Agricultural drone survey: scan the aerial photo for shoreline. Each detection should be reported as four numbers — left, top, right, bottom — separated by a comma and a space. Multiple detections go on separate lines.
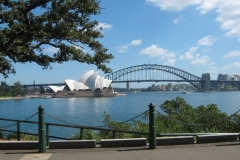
0, 96, 30, 100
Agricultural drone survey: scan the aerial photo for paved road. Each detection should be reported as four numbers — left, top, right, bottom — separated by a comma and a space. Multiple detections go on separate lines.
1, 142, 240, 160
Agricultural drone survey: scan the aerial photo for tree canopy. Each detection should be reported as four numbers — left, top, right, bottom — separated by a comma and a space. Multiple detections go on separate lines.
0, 81, 25, 97
0, 0, 113, 78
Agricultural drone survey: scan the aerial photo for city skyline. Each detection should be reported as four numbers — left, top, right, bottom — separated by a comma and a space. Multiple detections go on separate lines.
1, 0, 240, 88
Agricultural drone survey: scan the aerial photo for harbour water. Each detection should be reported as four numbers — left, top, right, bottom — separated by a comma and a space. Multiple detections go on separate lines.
0, 91, 240, 138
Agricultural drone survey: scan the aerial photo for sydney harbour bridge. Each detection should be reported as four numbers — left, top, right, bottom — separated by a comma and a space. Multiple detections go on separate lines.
23, 64, 240, 91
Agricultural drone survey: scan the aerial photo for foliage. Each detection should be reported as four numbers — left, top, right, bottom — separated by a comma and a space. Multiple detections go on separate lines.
156, 97, 240, 133
39, 86, 45, 94
99, 112, 130, 139
156, 97, 237, 133
98, 111, 149, 139
72, 129, 99, 141
0, 0, 113, 78
4, 132, 38, 141
98, 97, 240, 139
0, 81, 25, 97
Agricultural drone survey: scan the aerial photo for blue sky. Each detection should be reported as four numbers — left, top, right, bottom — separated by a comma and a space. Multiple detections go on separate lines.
3, 0, 240, 88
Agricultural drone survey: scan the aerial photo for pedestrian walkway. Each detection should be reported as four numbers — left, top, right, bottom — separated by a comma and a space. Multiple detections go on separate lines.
1, 142, 240, 160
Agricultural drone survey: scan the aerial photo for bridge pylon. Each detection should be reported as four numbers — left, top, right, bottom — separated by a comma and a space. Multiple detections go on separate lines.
126, 82, 130, 90
201, 73, 211, 91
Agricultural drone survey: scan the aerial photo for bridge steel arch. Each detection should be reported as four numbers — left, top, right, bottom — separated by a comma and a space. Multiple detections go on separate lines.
105, 64, 202, 90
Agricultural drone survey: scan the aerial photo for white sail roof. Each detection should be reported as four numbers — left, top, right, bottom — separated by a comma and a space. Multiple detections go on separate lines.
73, 81, 89, 90
97, 77, 105, 89
64, 79, 76, 91
49, 85, 65, 93
104, 79, 112, 88
49, 70, 112, 92
85, 71, 99, 91
79, 70, 94, 84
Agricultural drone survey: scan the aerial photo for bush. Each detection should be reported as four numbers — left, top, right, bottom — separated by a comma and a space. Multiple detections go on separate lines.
72, 129, 99, 141
5, 132, 38, 141
100, 97, 240, 138
71, 97, 240, 140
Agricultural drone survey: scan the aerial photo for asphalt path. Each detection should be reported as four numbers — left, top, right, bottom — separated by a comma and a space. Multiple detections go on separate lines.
1, 142, 240, 160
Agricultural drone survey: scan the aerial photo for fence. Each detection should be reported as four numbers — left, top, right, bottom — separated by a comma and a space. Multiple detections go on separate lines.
0, 103, 158, 152
1, 103, 240, 152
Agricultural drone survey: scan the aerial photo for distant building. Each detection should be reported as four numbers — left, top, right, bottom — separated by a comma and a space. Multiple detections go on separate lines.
230, 76, 237, 81
222, 74, 230, 81
168, 83, 173, 90
217, 74, 223, 81
161, 84, 165, 91
48, 70, 112, 93
218, 74, 233, 81
233, 74, 240, 81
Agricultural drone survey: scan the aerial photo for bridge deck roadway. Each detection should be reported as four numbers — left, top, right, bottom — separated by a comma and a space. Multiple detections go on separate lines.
1, 142, 240, 160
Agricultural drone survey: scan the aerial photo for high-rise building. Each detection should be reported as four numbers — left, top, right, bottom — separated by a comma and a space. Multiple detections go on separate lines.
217, 74, 223, 81
222, 74, 230, 81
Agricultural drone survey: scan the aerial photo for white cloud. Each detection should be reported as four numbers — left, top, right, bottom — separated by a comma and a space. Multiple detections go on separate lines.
118, 46, 129, 53
164, 59, 176, 65
146, 0, 202, 11
180, 47, 198, 60
198, 35, 217, 46
173, 18, 180, 24
232, 62, 240, 68
180, 47, 213, 65
218, 61, 240, 71
118, 39, 142, 53
130, 39, 142, 45
199, 1, 240, 37
191, 55, 210, 65
96, 23, 112, 33
223, 51, 240, 58
97, 23, 113, 30
44, 47, 59, 53
140, 45, 176, 65
147, 0, 240, 38
173, 16, 183, 24
197, 0, 220, 14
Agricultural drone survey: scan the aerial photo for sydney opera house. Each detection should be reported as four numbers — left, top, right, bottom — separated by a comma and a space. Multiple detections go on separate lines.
47, 70, 115, 97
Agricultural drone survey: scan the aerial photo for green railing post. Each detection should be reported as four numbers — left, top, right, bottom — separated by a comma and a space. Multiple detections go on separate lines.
46, 124, 49, 147
80, 128, 83, 140
113, 131, 116, 139
149, 103, 156, 149
38, 105, 46, 153
17, 121, 20, 141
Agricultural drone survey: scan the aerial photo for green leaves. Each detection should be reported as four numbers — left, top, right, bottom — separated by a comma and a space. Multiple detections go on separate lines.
0, 0, 113, 78
101, 97, 240, 138
0, 81, 25, 97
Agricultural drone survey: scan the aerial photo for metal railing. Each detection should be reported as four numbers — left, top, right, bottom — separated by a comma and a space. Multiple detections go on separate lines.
0, 118, 39, 140
1, 103, 240, 152
0, 103, 157, 152
0, 114, 151, 142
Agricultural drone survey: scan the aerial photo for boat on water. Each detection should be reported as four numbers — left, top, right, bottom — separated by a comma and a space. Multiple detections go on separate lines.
30, 95, 52, 99
42, 95, 52, 98
182, 91, 189, 94
114, 92, 126, 96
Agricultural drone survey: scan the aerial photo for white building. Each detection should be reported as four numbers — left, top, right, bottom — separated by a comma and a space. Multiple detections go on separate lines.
48, 70, 112, 93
